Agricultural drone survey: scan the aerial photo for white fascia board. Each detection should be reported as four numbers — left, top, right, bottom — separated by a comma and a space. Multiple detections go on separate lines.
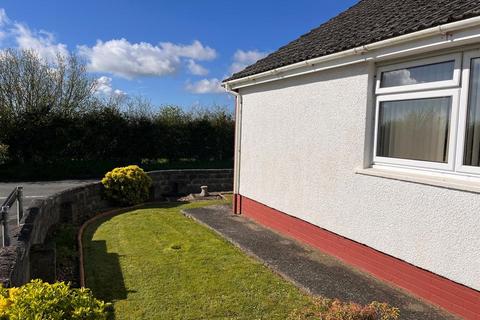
223, 17, 480, 90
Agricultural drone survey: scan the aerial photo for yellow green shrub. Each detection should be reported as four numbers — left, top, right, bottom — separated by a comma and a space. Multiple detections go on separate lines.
0, 279, 110, 320
101, 165, 152, 205
288, 297, 400, 320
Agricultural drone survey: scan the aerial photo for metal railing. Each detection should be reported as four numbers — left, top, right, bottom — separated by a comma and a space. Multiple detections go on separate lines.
0, 187, 23, 247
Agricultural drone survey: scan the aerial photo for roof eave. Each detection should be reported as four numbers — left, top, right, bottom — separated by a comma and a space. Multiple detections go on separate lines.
223, 15, 480, 90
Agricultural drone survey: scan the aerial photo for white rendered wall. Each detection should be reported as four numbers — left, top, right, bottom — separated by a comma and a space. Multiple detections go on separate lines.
237, 62, 480, 291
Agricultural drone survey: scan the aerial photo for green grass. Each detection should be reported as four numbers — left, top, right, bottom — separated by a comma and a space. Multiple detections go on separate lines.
83, 200, 312, 319
221, 192, 233, 204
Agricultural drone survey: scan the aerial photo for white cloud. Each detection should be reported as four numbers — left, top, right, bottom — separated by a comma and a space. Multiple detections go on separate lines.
0, 9, 68, 61
184, 50, 269, 94
0, 7, 228, 98
0, 9, 9, 42
0, 9, 9, 26
93, 76, 126, 97
78, 39, 217, 79
185, 78, 224, 94
0, 8, 218, 81
160, 40, 216, 61
187, 59, 209, 76
229, 49, 268, 74
386, 69, 418, 85
12, 23, 69, 61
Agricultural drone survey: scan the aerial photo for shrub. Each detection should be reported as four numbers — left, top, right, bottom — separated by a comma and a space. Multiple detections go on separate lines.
288, 297, 400, 320
101, 165, 152, 205
0, 279, 110, 320
0, 144, 8, 165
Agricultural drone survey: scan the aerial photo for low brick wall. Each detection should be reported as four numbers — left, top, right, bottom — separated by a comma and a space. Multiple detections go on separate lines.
0, 169, 233, 287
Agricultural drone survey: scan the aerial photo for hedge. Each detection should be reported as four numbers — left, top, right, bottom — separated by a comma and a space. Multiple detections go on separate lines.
0, 49, 235, 181
0, 106, 234, 180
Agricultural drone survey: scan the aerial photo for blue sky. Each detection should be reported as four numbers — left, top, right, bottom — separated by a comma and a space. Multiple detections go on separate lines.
0, 0, 357, 110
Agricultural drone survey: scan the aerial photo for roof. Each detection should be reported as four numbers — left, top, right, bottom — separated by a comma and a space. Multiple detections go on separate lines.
224, 0, 480, 82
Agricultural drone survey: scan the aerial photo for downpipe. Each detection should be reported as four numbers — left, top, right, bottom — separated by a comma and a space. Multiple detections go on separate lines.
224, 84, 242, 213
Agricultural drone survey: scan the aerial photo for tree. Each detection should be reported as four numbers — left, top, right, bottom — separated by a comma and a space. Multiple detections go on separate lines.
0, 49, 97, 162
0, 49, 96, 122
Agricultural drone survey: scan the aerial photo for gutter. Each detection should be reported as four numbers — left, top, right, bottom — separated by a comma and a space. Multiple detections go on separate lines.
223, 15, 480, 88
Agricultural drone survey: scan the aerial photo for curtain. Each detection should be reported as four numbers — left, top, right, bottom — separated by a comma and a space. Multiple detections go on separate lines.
464, 58, 480, 167
377, 97, 451, 163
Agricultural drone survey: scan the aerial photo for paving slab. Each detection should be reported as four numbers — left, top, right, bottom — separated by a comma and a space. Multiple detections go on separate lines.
183, 204, 458, 320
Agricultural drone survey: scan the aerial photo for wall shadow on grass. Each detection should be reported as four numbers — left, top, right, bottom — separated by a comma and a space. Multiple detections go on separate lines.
82, 213, 134, 314
81, 202, 187, 319
83, 239, 129, 302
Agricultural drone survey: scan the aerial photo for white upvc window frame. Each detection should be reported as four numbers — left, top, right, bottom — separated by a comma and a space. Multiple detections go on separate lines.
455, 49, 480, 175
372, 49, 480, 180
373, 89, 460, 171
375, 53, 462, 95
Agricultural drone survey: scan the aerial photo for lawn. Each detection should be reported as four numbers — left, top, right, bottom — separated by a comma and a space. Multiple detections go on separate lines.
82, 200, 312, 319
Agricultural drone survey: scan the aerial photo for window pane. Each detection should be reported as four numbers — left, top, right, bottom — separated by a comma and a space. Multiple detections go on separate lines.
380, 61, 455, 88
377, 97, 451, 163
464, 58, 480, 166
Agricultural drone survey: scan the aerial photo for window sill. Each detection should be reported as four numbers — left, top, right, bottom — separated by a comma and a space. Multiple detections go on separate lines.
355, 166, 480, 194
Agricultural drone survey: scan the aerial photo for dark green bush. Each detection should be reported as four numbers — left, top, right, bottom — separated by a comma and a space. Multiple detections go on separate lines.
1, 106, 234, 170
0, 144, 8, 165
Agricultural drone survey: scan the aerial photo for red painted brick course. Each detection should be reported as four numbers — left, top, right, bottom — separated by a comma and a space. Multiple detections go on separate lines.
235, 194, 480, 320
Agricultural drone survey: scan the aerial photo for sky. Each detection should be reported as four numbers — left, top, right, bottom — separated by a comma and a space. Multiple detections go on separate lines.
0, 0, 357, 110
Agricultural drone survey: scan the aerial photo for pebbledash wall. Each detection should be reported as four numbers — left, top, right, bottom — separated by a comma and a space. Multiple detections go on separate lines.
234, 62, 480, 317
0, 169, 232, 287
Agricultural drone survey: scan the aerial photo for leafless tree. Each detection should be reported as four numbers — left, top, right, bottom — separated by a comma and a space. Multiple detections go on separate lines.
0, 49, 96, 122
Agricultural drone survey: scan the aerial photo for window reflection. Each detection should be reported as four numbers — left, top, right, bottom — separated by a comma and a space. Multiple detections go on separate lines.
381, 61, 455, 88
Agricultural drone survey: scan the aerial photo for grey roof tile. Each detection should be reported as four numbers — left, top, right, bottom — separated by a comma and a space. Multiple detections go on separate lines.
225, 0, 480, 82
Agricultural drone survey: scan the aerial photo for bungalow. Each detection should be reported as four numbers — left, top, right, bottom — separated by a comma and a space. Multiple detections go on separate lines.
222, 1, 480, 319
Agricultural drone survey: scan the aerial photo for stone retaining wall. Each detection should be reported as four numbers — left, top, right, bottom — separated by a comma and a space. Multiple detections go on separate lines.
0, 169, 233, 287
149, 169, 233, 198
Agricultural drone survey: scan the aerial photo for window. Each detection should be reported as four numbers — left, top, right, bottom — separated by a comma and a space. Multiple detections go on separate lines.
463, 58, 480, 167
375, 54, 461, 94
377, 97, 451, 163
374, 89, 458, 171
372, 52, 480, 174
454, 50, 480, 175
380, 60, 455, 88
